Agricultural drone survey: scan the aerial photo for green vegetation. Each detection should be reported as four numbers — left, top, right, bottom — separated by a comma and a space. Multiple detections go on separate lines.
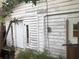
16, 49, 63, 59
2, 0, 39, 15
0, 16, 5, 23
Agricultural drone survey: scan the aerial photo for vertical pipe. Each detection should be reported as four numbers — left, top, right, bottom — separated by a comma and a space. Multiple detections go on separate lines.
45, 0, 50, 54
37, 5, 39, 51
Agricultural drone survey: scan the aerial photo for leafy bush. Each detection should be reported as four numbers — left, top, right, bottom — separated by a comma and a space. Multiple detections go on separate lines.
16, 49, 57, 59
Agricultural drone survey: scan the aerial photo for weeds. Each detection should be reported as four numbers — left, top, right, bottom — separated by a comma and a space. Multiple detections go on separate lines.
16, 49, 63, 59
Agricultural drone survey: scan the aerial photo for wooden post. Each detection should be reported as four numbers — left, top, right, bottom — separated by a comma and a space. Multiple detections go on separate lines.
11, 24, 14, 47
66, 19, 70, 59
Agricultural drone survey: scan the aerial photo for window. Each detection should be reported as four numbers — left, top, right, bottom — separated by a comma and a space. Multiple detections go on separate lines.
26, 25, 29, 44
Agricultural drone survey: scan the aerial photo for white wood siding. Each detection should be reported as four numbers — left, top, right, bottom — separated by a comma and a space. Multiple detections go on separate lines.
5, 0, 79, 58
10, 3, 45, 51
44, 12, 79, 57
44, 15, 66, 57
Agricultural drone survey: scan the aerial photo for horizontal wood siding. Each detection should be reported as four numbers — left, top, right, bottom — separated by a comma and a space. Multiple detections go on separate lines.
45, 16, 66, 57
37, 0, 79, 57
23, 19, 39, 50
44, 12, 79, 57
11, 3, 39, 50
11, 2, 45, 51
36, 0, 79, 14
47, 0, 79, 14
38, 16, 45, 51
29, 20, 38, 50
6, 0, 79, 58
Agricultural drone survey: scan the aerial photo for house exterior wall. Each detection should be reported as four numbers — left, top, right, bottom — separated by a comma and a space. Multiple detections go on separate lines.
44, 15, 67, 57
5, 0, 79, 58
10, 3, 45, 51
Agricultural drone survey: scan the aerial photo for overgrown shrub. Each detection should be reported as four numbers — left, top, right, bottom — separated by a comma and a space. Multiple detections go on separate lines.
16, 49, 57, 59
